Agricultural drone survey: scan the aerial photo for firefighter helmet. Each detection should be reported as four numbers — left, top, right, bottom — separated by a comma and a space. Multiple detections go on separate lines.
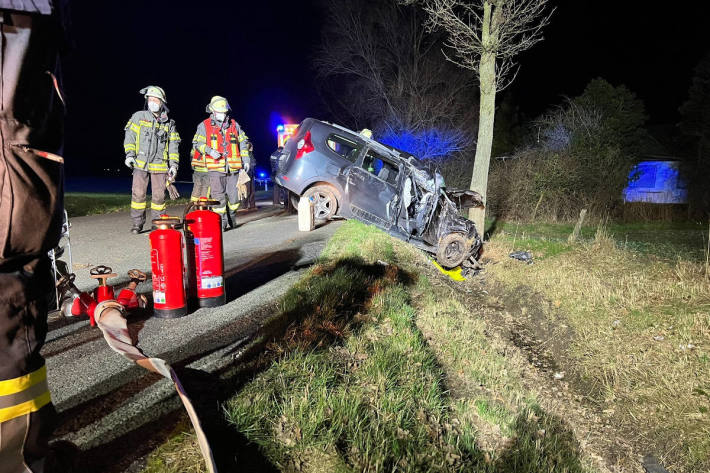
360, 128, 373, 139
206, 96, 231, 113
139, 85, 167, 103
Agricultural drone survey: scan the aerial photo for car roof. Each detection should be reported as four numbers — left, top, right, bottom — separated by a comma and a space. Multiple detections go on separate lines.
316, 119, 420, 166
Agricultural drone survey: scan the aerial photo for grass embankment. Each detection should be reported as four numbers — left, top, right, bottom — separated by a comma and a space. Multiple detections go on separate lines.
486, 221, 710, 472
64, 193, 190, 218
64, 192, 132, 217
144, 220, 597, 473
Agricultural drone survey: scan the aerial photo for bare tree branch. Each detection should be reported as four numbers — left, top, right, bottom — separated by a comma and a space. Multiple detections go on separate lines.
403, 0, 554, 91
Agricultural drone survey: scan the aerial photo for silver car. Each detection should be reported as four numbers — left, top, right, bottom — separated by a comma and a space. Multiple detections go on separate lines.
273, 118, 484, 269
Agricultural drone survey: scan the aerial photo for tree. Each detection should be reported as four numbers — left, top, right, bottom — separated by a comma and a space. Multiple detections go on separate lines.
314, 0, 478, 157
402, 0, 553, 233
679, 53, 710, 215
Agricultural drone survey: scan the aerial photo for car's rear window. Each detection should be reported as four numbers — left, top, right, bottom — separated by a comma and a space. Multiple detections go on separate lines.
326, 134, 360, 163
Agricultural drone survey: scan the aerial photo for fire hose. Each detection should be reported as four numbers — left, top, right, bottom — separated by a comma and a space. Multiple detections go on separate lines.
55, 268, 217, 472
92, 300, 217, 473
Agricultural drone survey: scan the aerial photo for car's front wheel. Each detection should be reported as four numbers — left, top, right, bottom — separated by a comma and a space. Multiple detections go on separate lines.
302, 185, 339, 223
436, 232, 469, 269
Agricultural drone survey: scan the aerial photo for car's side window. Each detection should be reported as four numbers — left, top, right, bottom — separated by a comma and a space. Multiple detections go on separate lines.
326, 134, 360, 163
362, 150, 399, 185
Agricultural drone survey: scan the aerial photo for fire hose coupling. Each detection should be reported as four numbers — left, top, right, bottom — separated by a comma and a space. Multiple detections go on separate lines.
94, 300, 127, 325
55, 272, 98, 324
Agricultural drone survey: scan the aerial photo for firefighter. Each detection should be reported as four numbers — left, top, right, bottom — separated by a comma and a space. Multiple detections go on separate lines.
0, 2, 77, 471
123, 86, 181, 234
192, 96, 250, 230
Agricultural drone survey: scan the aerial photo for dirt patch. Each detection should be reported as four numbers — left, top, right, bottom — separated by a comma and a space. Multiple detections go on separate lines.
421, 262, 643, 473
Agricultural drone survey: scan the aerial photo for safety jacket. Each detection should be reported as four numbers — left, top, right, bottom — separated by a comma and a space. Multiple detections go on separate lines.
124, 110, 180, 173
192, 116, 249, 173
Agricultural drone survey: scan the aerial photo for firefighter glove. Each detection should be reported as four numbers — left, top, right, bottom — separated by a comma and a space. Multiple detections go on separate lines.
125, 156, 136, 169
244, 160, 251, 173
207, 147, 222, 159
168, 166, 177, 179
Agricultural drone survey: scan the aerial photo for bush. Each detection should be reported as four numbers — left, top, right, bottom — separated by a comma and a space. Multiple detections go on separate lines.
488, 79, 649, 221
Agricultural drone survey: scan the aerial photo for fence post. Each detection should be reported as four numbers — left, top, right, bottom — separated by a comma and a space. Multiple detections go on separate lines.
568, 209, 587, 243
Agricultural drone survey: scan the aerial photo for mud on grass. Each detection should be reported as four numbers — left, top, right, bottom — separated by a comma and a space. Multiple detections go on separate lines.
485, 228, 710, 473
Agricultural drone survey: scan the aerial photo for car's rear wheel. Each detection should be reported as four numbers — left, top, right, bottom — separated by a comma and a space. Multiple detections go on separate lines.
303, 185, 339, 223
436, 232, 469, 269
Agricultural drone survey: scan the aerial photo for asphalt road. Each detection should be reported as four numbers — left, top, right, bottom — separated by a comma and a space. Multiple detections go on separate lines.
44, 201, 341, 471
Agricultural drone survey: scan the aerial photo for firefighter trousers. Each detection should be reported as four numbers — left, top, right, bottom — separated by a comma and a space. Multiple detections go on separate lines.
130, 169, 167, 228
208, 171, 239, 227
190, 171, 210, 202
1, 9, 66, 472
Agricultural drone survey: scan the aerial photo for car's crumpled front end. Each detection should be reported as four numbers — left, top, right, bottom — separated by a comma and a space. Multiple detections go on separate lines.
395, 159, 484, 269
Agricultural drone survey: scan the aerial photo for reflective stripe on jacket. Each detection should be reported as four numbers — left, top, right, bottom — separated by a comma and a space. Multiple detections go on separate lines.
0, 365, 51, 423
124, 110, 180, 173
192, 116, 248, 173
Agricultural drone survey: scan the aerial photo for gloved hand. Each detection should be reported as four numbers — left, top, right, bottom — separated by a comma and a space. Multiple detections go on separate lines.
168, 166, 177, 179
125, 156, 136, 169
207, 147, 222, 159
244, 160, 251, 173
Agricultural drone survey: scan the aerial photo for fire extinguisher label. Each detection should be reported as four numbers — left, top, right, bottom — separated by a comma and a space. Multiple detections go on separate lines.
201, 276, 223, 289
154, 291, 167, 304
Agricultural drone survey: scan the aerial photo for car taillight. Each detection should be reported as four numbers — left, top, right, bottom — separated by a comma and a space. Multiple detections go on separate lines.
295, 130, 314, 159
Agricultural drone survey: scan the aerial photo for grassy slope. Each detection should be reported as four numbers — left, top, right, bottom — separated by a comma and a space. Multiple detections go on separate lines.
144, 221, 599, 473
64, 193, 190, 218
486, 223, 710, 472
64, 192, 132, 217
488, 220, 707, 262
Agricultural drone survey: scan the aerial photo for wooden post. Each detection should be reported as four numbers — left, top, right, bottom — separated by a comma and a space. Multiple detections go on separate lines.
568, 209, 587, 243
298, 196, 314, 232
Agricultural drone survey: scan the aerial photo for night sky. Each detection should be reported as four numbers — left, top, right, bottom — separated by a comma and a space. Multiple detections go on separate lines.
62, 1, 709, 178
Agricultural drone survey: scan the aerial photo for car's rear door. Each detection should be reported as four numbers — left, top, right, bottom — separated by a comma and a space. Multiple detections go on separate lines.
345, 147, 401, 230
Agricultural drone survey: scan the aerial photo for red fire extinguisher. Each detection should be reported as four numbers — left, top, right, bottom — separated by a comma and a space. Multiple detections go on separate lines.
150, 216, 188, 318
184, 199, 226, 308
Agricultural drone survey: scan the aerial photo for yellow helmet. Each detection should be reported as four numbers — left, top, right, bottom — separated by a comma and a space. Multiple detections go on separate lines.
360, 128, 373, 139
139, 85, 167, 103
206, 95, 230, 113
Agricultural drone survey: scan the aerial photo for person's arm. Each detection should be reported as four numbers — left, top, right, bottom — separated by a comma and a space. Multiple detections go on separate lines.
168, 121, 181, 170
192, 121, 207, 156
123, 112, 140, 158
236, 123, 250, 166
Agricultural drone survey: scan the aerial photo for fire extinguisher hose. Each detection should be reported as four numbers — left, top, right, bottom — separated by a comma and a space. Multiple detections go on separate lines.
93, 300, 218, 473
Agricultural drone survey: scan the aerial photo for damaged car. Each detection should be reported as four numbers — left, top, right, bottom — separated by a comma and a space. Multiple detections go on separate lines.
272, 118, 484, 269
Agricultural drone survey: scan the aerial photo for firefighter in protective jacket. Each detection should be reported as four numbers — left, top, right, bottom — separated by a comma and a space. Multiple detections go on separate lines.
1, 2, 72, 471
123, 86, 181, 233
191, 96, 250, 229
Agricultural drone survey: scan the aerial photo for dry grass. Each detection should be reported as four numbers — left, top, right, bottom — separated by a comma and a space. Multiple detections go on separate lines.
487, 226, 710, 472
142, 421, 206, 473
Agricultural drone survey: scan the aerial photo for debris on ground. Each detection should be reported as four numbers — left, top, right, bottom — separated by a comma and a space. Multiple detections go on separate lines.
642, 455, 671, 473
509, 250, 534, 264
431, 260, 467, 281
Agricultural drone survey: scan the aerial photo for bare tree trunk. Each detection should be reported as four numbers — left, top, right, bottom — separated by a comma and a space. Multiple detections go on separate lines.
468, 1, 498, 236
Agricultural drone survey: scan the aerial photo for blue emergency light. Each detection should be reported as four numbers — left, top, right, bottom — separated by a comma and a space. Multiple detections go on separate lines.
276, 124, 284, 132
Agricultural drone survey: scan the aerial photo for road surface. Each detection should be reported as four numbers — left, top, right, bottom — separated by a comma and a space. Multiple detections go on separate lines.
44, 201, 341, 471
